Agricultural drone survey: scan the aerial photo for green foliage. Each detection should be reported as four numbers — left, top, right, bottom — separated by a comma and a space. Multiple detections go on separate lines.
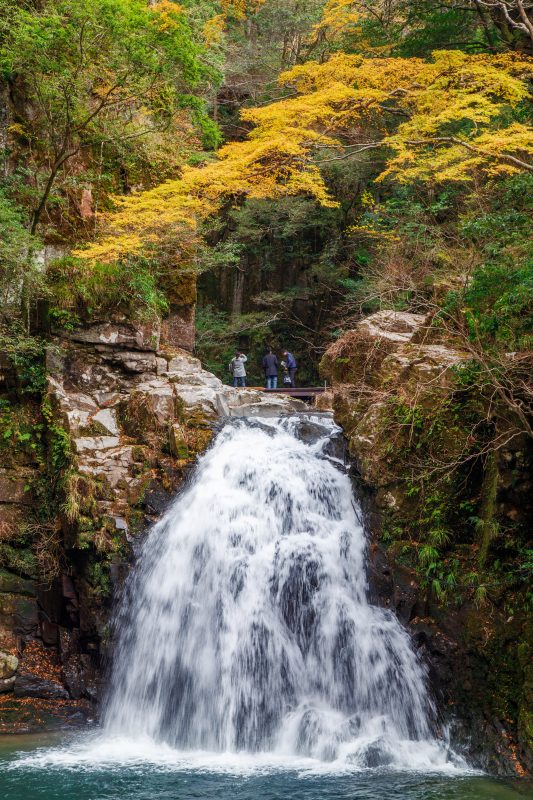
444, 174, 533, 350
41, 395, 71, 471
46, 256, 169, 321
0, 192, 40, 314
0, 325, 47, 395
0, 544, 38, 578
86, 559, 111, 598
180, 95, 224, 150
0, 0, 210, 112
391, 2, 491, 57
0, 399, 45, 473
195, 305, 277, 385
49, 425, 71, 471
323, 0, 520, 58
0, 0, 221, 269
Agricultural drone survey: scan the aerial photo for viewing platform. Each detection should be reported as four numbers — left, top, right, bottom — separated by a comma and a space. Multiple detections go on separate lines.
251, 386, 327, 401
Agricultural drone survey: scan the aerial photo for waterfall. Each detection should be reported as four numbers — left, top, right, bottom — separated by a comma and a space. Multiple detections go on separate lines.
102, 415, 456, 768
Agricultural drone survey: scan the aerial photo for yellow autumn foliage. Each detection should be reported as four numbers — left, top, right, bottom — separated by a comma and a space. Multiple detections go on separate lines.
78, 49, 533, 262
311, 0, 362, 41
203, 14, 226, 46
150, 0, 186, 31
221, 0, 265, 20
202, 1, 265, 48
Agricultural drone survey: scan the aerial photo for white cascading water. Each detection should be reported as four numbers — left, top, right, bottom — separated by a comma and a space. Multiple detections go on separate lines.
102, 415, 459, 769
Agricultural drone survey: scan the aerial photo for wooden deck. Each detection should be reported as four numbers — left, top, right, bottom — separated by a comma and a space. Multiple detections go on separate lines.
250, 386, 326, 400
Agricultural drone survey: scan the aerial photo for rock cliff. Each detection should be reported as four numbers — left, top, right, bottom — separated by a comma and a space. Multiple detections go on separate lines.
321, 310, 533, 776
0, 316, 305, 731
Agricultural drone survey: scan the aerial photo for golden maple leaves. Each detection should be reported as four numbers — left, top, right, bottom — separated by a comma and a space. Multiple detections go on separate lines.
78, 49, 532, 262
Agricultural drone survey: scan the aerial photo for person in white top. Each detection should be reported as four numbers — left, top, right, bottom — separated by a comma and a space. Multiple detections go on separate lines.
229, 350, 247, 387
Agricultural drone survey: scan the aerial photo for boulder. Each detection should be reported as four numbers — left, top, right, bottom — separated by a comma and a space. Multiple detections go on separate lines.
358, 310, 426, 342
101, 350, 158, 373
59, 629, 87, 699
379, 344, 466, 398
0, 594, 39, 636
64, 408, 92, 434
77, 445, 134, 488
166, 353, 223, 389
40, 619, 59, 646
174, 385, 220, 416
91, 408, 119, 436
225, 388, 307, 417
142, 484, 172, 516
0, 570, 36, 596
156, 357, 168, 375
74, 435, 120, 453
134, 380, 175, 426
321, 310, 469, 489
169, 424, 189, 459
14, 672, 69, 700
92, 391, 124, 408
0, 676, 16, 693
321, 311, 431, 387
166, 352, 202, 376
0, 473, 32, 505
65, 321, 160, 352
0, 651, 18, 679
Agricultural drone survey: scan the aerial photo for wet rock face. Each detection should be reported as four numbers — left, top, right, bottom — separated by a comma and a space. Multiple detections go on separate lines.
48, 324, 307, 550
0, 293, 199, 721
14, 672, 69, 700
326, 311, 533, 776
368, 540, 533, 775
320, 310, 467, 493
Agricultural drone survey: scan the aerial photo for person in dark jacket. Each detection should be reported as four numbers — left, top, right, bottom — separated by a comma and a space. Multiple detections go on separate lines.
262, 348, 279, 389
282, 349, 297, 387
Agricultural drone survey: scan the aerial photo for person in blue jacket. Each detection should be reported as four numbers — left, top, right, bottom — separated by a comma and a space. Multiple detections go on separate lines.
282, 349, 297, 388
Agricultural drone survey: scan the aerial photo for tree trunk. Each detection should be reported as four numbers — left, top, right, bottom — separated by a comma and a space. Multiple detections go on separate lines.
231, 259, 246, 317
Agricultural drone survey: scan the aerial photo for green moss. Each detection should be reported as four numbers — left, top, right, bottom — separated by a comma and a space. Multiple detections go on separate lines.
128, 509, 146, 536
0, 544, 38, 578
86, 560, 111, 599
46, 256, 169, 323
0, 399, 45, 466
164, 270, 197, 307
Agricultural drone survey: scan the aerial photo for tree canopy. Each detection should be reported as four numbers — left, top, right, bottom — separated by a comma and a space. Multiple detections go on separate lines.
79, 48, 532, 262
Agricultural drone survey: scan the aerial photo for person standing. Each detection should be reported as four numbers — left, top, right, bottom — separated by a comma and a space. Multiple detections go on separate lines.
262, 347, 279, 389
229, 350, 247, 387
282, 349, 297, 388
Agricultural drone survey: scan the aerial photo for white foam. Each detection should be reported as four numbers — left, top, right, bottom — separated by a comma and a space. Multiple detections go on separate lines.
9, 732, 475, 777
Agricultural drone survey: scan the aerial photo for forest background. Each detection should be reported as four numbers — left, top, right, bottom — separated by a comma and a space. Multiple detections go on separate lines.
0, 0, 530, 385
